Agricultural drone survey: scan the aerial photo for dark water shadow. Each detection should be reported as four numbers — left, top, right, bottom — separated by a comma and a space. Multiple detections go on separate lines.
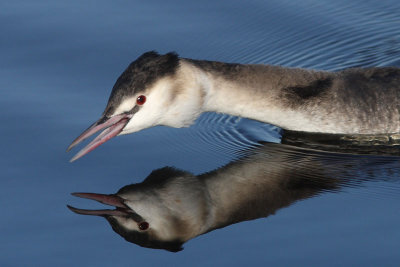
281, 130, 400, 156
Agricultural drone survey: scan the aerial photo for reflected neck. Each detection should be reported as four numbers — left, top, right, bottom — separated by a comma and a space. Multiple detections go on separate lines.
198, 146, 329, 233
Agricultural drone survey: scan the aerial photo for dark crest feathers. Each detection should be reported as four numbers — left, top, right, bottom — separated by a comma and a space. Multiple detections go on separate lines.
104, 51, 180, 116
143, 167, 191, 184
116, 167, 192, 195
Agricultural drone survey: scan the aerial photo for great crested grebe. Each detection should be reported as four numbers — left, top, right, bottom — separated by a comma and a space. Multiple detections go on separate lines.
67, 144, 336, 252
67, 51, 400, 161
67, 143, 400, 251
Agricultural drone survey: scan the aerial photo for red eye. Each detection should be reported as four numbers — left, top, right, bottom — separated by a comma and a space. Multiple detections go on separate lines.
136, 95, 146, 105
138, 221, 149, 231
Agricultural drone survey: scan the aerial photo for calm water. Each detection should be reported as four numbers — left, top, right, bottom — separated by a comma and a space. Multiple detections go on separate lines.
2, 0, 400, 266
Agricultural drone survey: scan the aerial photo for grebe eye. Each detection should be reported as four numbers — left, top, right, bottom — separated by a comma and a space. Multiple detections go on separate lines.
138, 221, 149, 231
136, 95, 146, 105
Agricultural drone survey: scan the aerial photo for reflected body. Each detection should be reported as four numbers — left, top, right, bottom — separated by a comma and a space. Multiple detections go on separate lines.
68, 143, 400, 252
67, 52, 400, 161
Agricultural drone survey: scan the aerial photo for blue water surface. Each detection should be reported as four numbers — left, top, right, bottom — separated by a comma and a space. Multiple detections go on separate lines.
1, 0, 400, 266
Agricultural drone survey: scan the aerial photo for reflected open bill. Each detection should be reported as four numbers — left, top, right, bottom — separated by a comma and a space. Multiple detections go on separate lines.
67, 192, 130, 217
68, 192, 143, 222
67, 205, 130, 217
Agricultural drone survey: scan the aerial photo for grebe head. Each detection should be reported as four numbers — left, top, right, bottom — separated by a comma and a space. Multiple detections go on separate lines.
68, 167, 207, 252
67, 51, 205, 161
67, 191, 184, 252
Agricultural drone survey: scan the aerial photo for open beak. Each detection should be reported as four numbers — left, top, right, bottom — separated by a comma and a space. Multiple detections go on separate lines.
67, 114, 132, 162
67, 192, 132, 217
